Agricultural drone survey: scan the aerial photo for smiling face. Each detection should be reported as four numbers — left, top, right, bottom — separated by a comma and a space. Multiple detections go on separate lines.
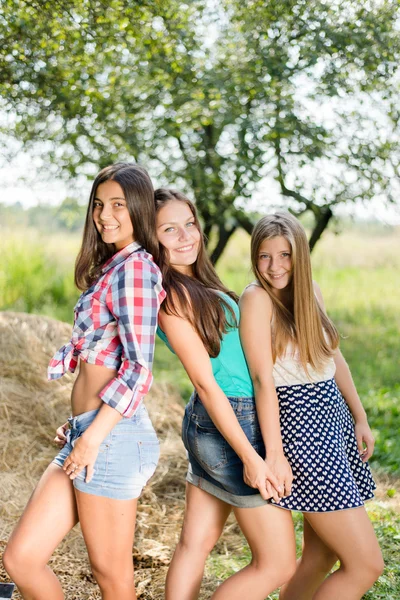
156, 200, 201, 275
92, 180, 135, 250
257, 236, 293, 297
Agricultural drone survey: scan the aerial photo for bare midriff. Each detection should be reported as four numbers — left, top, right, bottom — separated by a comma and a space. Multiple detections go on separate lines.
71, 360, 118, 416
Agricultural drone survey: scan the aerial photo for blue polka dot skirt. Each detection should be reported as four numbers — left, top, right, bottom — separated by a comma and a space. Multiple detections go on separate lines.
271, 378, 376, 512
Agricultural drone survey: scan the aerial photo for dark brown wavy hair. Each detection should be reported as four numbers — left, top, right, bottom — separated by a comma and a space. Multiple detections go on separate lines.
251, 212, 339, 373
75, 163, 158, 291
154, 189, 237, 357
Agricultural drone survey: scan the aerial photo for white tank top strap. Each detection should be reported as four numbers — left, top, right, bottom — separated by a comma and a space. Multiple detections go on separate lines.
243, 281, 262, 292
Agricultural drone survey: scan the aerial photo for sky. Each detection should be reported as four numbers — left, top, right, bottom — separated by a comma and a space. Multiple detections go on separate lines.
1, 145, 399, 225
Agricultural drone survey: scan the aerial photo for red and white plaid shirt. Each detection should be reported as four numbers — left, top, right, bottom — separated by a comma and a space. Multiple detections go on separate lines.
48, 242, 166, 417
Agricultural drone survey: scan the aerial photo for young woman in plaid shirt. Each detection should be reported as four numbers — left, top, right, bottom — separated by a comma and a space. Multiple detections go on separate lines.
3, 163, 165, 600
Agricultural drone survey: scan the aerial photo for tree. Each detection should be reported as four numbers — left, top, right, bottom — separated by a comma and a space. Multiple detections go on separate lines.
55, 197, 86, 231
1, 0, 399, 260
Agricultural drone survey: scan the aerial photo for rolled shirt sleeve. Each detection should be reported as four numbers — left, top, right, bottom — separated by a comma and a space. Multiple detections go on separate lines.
99, 255, 162, 417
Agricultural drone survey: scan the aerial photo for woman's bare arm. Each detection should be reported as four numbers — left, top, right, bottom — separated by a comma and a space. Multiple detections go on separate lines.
239, 285, 293, 495
314, 281, 374, 461
159, 309, 281, 501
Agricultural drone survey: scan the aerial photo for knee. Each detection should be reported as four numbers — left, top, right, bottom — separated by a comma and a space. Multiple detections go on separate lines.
253, 552, 297, 589
177, 528, 218, 558
344, 551, 384, 586
90, 561, 134, 591
362, 553, 385, 583
275, 556, 297, 587
2, 543, 29, 581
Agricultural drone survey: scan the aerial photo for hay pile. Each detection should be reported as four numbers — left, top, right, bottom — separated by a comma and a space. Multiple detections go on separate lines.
0, 312, 240, 599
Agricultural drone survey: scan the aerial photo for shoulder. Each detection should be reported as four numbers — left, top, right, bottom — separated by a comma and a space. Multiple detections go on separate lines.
239, 281, 273, 318
240, 281, 272, 305
130, 249, 161, 277
112, 250, 162, 286
160, 285, 190, 321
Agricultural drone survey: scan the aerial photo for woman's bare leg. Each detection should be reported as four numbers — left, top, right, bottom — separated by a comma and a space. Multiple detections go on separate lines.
2, 464, 79, 600
165, 483, 232, 600
75, 489, 138, 600
306, 507, 384, 599
211, 505, 296, 600
280, 516, 338, 600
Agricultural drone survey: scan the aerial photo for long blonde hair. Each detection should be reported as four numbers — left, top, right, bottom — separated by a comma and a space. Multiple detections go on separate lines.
251, 212, 339, 372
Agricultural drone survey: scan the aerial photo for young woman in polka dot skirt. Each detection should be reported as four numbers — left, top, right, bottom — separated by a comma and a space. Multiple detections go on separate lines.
240, 212, 383, 600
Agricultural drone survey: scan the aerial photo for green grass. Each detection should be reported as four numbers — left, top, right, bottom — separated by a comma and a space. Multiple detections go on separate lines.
0, 229, 80, 323
311, 233, 400, 474
206, 503, 400, 599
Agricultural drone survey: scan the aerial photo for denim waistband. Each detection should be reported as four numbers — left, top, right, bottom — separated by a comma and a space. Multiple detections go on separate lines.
68, 404, 150, 431
190, 391, 256, 417
68, 408, 100, 431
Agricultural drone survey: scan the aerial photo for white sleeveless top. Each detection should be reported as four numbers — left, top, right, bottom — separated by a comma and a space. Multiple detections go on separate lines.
273, 344, 336, 388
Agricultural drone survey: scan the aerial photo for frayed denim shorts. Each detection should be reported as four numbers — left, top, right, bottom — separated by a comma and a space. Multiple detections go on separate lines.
53, 404, 159, 500
182, 391, 269, 508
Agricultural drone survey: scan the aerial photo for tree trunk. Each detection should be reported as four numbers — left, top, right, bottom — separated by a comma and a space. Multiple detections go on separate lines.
236, 211, 254, 235
203, 222, 212, 246
210, 223, 237, 264
309, 207, 333, 252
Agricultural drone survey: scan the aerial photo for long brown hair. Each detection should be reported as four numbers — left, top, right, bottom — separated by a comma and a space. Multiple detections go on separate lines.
251, 212, 339, 372
154, 189, 237, 357
75, 163, 158, 290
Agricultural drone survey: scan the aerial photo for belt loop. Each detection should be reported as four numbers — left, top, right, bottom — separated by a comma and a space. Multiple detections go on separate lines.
187, 391, 196, 418
237, 399, 242, 414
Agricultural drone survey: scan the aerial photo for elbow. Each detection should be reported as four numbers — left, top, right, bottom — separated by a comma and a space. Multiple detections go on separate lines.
191, 378, 218, 399
252, 373, 275, 394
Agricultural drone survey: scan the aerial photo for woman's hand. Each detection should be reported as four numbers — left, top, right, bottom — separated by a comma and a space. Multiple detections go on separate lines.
355, 420, 375, 462
266, 453, 293, 498
243, 452, 282, 502
63, 434, 100, 483
54, 422, 69, 448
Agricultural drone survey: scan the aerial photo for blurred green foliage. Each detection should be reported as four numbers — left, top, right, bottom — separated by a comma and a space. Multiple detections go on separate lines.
0, 229, 80, 322
0, 199, 85, 233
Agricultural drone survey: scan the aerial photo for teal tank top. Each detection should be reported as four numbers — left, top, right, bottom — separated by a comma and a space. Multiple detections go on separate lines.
157, 292, 254, 398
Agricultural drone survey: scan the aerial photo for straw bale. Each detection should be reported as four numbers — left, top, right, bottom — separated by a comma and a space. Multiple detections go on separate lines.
0, 312, 230, 599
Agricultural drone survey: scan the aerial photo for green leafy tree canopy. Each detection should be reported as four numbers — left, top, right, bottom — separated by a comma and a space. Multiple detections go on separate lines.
1, 0, 399, 260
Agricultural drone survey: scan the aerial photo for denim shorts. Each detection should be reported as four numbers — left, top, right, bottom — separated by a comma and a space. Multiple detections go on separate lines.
53, 405, 159, 500
182, 392, 269, 508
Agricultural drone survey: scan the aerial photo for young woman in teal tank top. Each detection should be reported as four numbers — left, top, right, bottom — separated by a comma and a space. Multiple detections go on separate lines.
157, 294, 254, 398
154, 189, 296, 600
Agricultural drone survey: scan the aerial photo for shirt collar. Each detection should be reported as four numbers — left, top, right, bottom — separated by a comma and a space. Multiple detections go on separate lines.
101, 241, 142, 274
